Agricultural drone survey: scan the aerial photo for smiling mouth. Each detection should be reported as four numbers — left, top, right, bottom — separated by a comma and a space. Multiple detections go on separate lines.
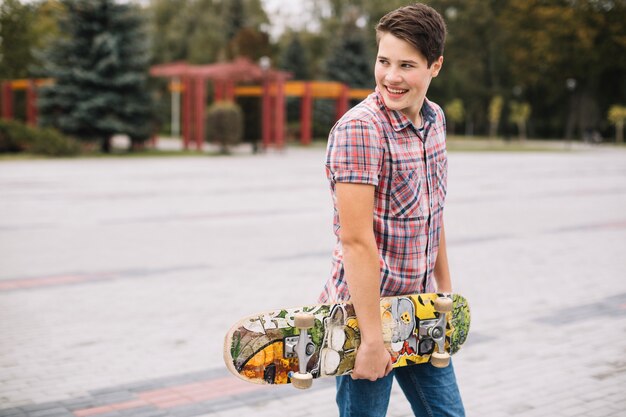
385, 86, 408, 96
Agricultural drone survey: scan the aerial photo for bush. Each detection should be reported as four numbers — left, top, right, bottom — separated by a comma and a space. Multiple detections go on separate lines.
205, 102, 244, 154
0, 120, 81, 156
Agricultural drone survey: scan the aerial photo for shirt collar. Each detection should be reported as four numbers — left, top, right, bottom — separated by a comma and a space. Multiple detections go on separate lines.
374, 89, 436, 132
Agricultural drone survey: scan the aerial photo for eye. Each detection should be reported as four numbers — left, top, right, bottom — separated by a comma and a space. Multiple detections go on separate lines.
401, 63, 414, 69
377, 58, 389, 65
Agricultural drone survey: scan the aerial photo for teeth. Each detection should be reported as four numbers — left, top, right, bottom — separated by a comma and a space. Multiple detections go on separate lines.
387, 87, 407, 94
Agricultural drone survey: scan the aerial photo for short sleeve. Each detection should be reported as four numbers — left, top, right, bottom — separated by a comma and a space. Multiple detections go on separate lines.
325, 119, 383, 186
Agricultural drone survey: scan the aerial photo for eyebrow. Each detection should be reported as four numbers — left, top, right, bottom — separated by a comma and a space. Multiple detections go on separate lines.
377, 55, 419, 65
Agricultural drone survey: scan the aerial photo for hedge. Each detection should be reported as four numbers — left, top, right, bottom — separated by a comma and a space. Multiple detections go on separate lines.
0, 120, 80, 156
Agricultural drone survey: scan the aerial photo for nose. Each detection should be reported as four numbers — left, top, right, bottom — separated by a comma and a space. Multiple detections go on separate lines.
385, 67, 403, 84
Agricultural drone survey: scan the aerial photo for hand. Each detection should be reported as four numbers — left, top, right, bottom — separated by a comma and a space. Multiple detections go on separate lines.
351, 340, 393, 381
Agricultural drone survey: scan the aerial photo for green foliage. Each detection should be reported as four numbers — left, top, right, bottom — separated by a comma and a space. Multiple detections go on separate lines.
445, 99, 464, 135
0, 0, 64, 79
488, 96, 504, 124
445, 99, 465, 124
608, 105, 626, 124
509, 101, 532, 140
488, 96, 504, 137
36, 0, 154, 152
509, 102, 531, 125
608, 105, 626, 143
228, 27, 272, 62
0, 0, 35, 79
280, 33, 311, 123
325, 27, 373, 89
0, 119, 80, 156
280, 34, 311, 80
205, 102, 244, 153
148, 0, 269, 64
22, 0, 616, 142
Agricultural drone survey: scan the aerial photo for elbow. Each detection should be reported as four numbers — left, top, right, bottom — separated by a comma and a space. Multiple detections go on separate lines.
339, 229, 375, 254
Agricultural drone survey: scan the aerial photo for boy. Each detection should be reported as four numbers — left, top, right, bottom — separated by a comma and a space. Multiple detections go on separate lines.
319, 3, 465, 417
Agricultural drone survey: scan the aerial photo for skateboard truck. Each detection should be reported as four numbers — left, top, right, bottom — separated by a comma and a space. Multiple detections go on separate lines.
285, 313, 315, 389
425, 295, 453, 368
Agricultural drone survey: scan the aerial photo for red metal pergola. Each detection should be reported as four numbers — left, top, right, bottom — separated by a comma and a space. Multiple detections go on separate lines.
1, 80, 41, 126
150, 58, 292, 151
1, 60, 368, 148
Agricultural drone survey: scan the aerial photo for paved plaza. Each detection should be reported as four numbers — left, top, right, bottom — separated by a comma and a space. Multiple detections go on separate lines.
1, 143, 625, 416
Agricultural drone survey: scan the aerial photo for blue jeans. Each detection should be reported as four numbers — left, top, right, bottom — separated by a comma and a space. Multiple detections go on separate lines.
335, 362, 465, 417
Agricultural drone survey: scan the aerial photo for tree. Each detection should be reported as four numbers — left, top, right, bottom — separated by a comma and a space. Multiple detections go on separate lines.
488, 95, 503, 138
509, 101, 531, 141
325, 26, 373, 88
37, 0, 154, 152
608, 105, 626, 143
499, 0, 626, 139
280, 33, 311, 80
444, 99, 464, 136
229, 27, 272, 62
279, 33, 311, 125
0, 0, 36, 79
148, 0, 269, 65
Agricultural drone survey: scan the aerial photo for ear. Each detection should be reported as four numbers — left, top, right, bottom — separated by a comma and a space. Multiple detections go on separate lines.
431, 56, 444, 77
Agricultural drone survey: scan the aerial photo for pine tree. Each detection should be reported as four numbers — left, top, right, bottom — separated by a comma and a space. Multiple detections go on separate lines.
325, 27, 373, 89
280, 34, 311, 80
37, 0, 154, 152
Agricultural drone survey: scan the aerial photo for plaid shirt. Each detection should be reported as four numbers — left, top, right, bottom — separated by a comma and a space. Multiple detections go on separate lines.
320, 90, 448, 303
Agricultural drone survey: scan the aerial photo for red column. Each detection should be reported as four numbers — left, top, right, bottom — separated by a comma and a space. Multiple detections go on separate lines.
300, 82, 313, 145
195, 77, 206, 151
26, 80, 38, 126
214, 80, 224, 102
182, 77, 193, 150
336, 83, 349, 121
262, 78, 272, 148
224, 80, 235, 102
274, 78, 285, 149
1, 82, 13, 120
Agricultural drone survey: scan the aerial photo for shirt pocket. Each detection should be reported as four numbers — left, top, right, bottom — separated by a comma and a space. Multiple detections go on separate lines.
390, 170, 424, 219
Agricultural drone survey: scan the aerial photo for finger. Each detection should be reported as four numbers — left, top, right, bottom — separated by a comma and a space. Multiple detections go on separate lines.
383, 359, 392, 376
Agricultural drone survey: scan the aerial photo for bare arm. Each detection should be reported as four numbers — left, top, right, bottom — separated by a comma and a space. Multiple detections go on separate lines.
335, 182, 392, 381
434, 221, 452, 293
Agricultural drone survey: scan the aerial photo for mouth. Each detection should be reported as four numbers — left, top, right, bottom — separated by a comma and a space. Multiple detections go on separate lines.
385, 86, 408, 98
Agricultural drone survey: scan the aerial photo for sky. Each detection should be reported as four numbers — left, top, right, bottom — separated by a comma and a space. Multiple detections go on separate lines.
260, 0, 323, 39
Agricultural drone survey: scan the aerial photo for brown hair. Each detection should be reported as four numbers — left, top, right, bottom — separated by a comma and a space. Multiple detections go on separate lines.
375, 3, 447, 68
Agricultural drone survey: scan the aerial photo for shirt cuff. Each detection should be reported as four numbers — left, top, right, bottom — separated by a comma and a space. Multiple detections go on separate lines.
331, 170, 379, 186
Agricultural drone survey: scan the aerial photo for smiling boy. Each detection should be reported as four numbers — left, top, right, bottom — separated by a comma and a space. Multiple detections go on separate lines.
320, 3, 465, 417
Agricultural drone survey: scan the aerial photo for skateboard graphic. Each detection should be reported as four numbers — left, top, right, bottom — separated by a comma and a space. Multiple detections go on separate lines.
224, 293, 470, 389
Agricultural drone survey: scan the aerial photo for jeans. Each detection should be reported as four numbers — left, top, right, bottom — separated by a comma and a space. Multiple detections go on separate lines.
335, 362, 465, 417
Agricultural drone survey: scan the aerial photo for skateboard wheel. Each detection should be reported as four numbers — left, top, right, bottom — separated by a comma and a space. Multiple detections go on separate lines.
434, 297, 453, 313
294, 313, 315, 329
290, 372, 313, 389
431, 351, 450, 368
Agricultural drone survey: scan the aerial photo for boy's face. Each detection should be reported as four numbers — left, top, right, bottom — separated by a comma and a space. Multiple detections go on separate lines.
375, 32, 443, 123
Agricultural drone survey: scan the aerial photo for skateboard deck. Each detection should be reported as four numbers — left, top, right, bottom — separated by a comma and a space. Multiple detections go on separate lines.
224, 293, 470, 388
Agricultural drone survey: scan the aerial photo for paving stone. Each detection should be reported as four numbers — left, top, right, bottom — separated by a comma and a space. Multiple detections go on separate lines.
17, 405, 63, 414
165, 404, 213, 417
90, 393, 135, 406
1, 147, 626, 417
0, 409, 26, 417
58, 398, 97, 411
115, 408, 166, 417
27, 409, 72, 417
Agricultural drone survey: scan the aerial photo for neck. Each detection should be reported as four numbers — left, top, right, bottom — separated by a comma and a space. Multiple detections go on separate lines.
410, 97, 426, 127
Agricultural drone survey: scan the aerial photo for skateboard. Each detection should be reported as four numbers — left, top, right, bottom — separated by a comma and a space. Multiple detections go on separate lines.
223, 293, 470, 389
